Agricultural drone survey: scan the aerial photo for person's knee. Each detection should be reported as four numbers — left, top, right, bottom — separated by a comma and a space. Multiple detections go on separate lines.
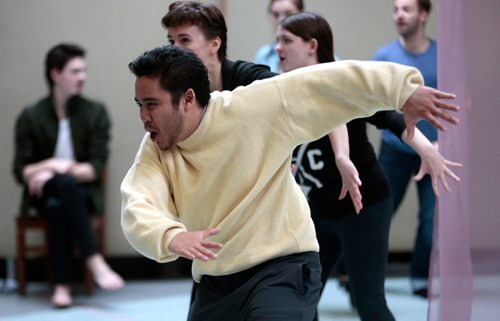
54, 174, 79, 189
47, 174, 84, 199
44, 174, 85, 209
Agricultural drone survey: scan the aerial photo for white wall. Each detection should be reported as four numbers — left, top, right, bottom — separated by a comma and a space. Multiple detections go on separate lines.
0, 0, 435, 257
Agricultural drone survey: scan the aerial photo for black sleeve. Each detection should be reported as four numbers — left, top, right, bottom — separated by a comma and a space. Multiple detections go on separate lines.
12, 108, 34, 184
222, 60, 277, 90
365, 110, 406, 140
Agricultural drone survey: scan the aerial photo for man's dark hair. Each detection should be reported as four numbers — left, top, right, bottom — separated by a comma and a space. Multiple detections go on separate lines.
418, 0, 432, 13
45, 43, 85, 91
161, 1, 227, 62
128, 45, 211, 108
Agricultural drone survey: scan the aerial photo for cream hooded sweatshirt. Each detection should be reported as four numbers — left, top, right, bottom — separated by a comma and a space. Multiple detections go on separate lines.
121, 60, 422, 282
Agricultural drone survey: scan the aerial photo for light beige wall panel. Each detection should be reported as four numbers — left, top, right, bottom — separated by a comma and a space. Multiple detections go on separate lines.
0, 0, 434, 257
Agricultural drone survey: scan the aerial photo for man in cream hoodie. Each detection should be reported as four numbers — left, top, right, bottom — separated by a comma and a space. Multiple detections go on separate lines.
121, 45, 458, 321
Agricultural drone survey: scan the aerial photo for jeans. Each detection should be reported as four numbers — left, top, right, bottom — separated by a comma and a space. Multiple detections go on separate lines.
35, 174, 97, 283
379, 142, 435, 283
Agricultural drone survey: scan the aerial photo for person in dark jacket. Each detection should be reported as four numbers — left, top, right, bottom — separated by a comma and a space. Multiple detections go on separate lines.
12, 43, 124, 308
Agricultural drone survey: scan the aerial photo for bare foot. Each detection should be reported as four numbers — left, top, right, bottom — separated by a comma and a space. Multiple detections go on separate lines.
86, 253, 125, 290
51, 284, 73, 308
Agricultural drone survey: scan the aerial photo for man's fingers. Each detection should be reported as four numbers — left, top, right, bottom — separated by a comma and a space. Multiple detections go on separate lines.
434, 89, 460, 124
188, 246, 220, 262
203, 227, 221, 238
190, 250, 209, 262
425, 114, 447, 132
436, 109, 460, 125
433, 88, 458, 106
203, 241, 224, 250
437, 101, 460, 112
434, 90, 456, 100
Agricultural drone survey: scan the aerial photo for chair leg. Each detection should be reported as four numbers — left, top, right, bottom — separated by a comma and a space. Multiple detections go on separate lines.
16, 220, 26, 296
15, 216, 102, 296
99, 217, 106, 256
84, 266, 94, 295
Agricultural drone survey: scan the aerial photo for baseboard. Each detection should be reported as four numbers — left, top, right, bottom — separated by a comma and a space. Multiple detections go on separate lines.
0, 252, 412, 280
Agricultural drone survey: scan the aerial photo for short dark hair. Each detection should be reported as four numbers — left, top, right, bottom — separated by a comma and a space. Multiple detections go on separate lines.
45, 43, 85, 90
418, 0, 432, 13
280, 12, 334, 64
161, 1, 227, 62
128, 45, 211, 108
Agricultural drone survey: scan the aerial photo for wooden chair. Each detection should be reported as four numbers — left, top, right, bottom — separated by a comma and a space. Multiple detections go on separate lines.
15, 215, 106, 296
15, 172, 107, 296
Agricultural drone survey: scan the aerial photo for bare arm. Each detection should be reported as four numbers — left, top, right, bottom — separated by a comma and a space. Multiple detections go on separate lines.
328, 125, 363, 214
402, 129, 462, 196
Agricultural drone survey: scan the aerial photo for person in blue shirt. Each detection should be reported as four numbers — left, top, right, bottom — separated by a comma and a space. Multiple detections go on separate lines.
373, 0, 437, 298
254, 0, 304, 73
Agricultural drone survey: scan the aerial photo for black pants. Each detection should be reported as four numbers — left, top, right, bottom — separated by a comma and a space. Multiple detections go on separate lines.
312, 197, 395, 321
188, 251, 322, 321
35, 174, 97, 284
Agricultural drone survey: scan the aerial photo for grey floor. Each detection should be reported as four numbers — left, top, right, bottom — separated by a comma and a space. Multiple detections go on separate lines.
0, 275, 428, 321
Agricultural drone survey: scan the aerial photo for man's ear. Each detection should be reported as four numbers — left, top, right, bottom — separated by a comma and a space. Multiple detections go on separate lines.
50, 68, 60, 84
182, 88, 196, 111
419, 11, 429, 24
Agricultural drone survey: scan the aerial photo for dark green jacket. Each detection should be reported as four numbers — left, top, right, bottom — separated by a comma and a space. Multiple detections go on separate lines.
13, 95, 111, 216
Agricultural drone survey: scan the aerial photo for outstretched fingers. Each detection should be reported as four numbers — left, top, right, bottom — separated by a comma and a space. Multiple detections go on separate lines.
432, 89, 460, 127
444, 160, 463, 181
402, 87, 460, 139
434, 90, 457, 101
414, 158, 463, 196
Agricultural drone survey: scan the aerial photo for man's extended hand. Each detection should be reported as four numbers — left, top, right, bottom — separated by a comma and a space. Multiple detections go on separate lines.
402, 86, 459, 138
168, 228, 223, 262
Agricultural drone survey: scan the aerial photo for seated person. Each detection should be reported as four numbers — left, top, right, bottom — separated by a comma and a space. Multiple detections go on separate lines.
12, 43, 124, 308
